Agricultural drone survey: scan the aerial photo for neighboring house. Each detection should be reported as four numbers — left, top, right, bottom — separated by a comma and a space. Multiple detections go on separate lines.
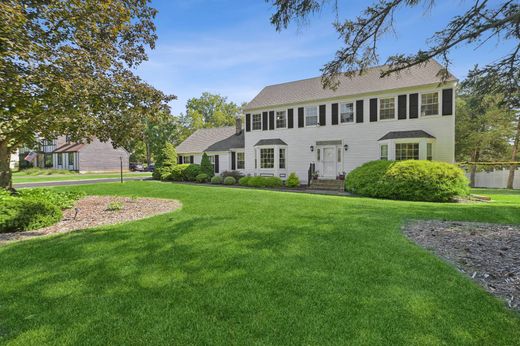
9, 150, 19, 169
19, 136, 129, 172
176, 60, 456, 184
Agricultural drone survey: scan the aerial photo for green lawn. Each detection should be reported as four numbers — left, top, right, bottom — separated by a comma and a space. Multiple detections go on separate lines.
0, 183, 519, 345
12, 172, 151, 184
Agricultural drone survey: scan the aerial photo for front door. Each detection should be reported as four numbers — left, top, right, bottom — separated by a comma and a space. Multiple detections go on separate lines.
322, 147, 337, 178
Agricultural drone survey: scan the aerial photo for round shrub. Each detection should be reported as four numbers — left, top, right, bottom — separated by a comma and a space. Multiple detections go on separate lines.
195, 173, 209, 183
211, 176, 223, 184
183, 164, 201, 181
286, 173, 300, 188
345, 160, 469, 202
169, 164, 188, 181
239, 176, 250, 186
223, 176, 236, 185
0, 199, 62, 233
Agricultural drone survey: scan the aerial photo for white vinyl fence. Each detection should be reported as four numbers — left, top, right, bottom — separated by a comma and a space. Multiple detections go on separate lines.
466, 168, 520, 189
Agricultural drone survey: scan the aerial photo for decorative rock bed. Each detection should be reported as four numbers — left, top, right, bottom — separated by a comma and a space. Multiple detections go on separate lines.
404, 220, 520, 312
0, 196, 181, 245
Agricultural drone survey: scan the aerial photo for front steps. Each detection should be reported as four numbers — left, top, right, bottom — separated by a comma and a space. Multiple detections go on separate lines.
308, 179, 344, 192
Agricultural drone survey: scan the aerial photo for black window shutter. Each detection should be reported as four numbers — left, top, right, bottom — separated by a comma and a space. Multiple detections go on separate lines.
190, 155, 194, 164
331, 103, 339, 125
214, 155, 219, 173
369, 98, 378, 122
356, 100, 364, 123
398, 95, 407, 120
269, 111, 275, 130
262, 112, 268, 130
298, 107, 304, 128
288, 109, 294, 128
178, 156, 183, 164
319, 105, 326, 126
442, 88, 453, 115
409, 93, 419, 118
231, 152, 236, 170
245, 113, 251, 132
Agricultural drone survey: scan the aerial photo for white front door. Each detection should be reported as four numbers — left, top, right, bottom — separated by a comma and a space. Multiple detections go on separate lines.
322, 147, 337, 178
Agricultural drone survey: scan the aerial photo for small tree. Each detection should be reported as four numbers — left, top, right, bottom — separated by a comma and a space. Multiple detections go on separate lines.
200, 153, 214, 177
153, 143, 177, 180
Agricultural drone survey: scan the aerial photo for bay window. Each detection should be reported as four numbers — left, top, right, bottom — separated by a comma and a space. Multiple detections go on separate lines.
380, 144, 388, 160
260, 148, 274, 168
279, 148, 286, 169
427, 143, 433, 161
395, 143, 419, 160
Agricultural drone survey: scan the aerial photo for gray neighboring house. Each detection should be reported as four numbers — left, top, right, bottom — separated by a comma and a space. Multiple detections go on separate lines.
176, 120, 245, 174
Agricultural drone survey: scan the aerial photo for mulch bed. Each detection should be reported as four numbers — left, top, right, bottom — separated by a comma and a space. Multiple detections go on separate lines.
404, 220, 520, 312
0, 196, 181, 246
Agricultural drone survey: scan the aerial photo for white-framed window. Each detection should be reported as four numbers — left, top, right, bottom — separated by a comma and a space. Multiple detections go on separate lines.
340, 102, 354, 123
395, 143, 419, 160
379, 97, 395, 120
421, 92, 439, 116
236, 152, 245, 169
183, 155, 191, 163
57, 153, 63, 166
252, 113, 262, 130
276, 111, 286, 128
68, 152, 74, 166
380, 144, 388, 160
279, 148, 286, 169
260, 148, 274, 168
305, 106, 318, 126
427, 143, 433, 161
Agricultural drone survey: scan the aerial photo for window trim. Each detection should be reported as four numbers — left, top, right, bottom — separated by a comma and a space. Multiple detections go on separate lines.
339, 102, 355, 124
420, 91, 441, 117
252, 113, 262, 131
378, 96, 396, 121
304, 105, 319, 127
236, 152, 245, 170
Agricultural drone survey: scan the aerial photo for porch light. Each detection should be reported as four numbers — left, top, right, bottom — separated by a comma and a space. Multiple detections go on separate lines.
344, 144, 349, 151
310, 145, 314, 152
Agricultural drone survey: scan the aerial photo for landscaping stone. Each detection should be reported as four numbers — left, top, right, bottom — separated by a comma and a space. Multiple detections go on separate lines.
404, 220, 520, 312
0, 196, 181, 245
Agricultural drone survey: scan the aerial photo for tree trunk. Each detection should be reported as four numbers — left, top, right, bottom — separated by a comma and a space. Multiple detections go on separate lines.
0, 141, 13, 190
470, 148, 480, 188
507, 116, 520, 189
146, 141, 152, 166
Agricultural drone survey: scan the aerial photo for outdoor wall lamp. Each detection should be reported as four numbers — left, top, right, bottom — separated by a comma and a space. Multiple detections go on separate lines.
310, 145, 314, 152
344, 144, 349, 151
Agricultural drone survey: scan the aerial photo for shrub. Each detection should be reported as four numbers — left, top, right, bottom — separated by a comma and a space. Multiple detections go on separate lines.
286, 173, 300, 188
345, 160, 470, 202
106, 201, 124, 211
211, 176, 223, 184
183, 164, 201, 181
239, 176, 250, 186
153, 143, 177, 180
200, 153, 214, 178
0, 199, 62, 233
169, 164, 189, 181
223, 176, 236, 185
16, 188, 85, 209
196, 173, 209, 183
222, 170, 243, 181
241, 176, 283, 188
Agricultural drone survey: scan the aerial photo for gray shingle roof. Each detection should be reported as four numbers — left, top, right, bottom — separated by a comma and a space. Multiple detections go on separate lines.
206, 131, 244, 152
378, 130, 435, 141
254, 139, 287, 146
244, 60, 456, 111
176, 127, 237, 154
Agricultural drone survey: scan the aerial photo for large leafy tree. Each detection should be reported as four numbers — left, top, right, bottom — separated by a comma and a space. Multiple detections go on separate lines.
181, 92, 240, 134
0, 1, 174, 189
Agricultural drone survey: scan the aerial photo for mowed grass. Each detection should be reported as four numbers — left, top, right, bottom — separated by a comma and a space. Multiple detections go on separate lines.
0, 182, 519, 345
12, 172, 151, 184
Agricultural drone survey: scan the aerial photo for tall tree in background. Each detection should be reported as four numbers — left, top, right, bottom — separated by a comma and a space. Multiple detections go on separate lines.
267, 1, 519, 90
0, 1, 174, 189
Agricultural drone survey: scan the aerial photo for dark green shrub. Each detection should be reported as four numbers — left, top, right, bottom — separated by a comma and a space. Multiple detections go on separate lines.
153, 143, 177, 180
183, 164, 201, 181
211, 176, 223, 184
223, 176, 236, 185
196, 173, 209, 183
200, 153, 214, 177
169, 164, 189, 181
243, 176, 283, 188
16, 188, 85, 209
286, 173, 300, 188
345, 160, 470, 202
0, 199, 62, 233
239, 176, 250, 186
222, 170, 243, 181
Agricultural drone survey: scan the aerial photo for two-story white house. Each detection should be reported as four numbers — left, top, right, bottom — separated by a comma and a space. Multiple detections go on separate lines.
176, 60, 456, 184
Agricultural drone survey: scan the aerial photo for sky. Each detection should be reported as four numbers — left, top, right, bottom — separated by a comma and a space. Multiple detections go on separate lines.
135, 0, 518, 115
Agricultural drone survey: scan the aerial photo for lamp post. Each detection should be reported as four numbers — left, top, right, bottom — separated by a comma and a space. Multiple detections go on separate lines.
120, 156, 123, 183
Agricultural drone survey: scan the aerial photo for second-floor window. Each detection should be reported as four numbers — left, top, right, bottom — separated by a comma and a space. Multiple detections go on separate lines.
252, 113, 262, 130
276, 111, 286, 128
305, 106, 318, 126
379, 97, 395, 120
340, 103, 354, 123
421, 92, 439, 116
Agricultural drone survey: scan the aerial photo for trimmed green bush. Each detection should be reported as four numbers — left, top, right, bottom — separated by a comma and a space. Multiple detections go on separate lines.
0, 199, 62, 233
345, 160, 470, 202
222, 170, 243, 181
16, 189, 85, 209
286, 173, 300, 188
200, 153, 214, 178
241, 176, 283, 188
168, 164, 201, 182
196, 173, 209, 183
239, 176, 250, 186
211, 176, 223, 184
223, 176, 236, 185
153, 143, 177, 180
